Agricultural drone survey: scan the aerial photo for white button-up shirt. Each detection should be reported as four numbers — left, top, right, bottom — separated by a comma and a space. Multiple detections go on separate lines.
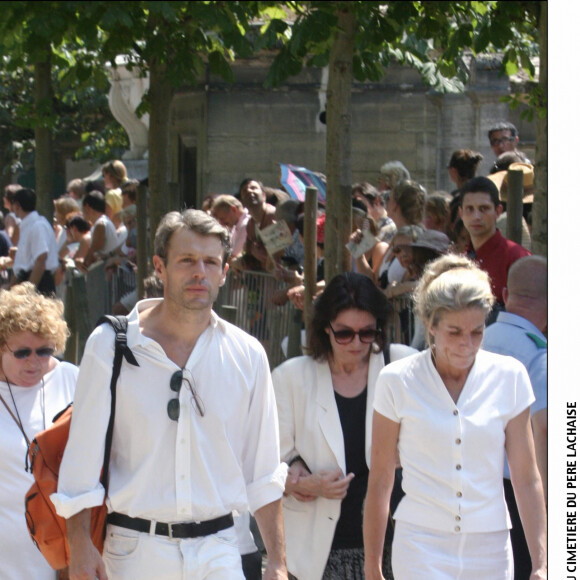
13, 210, 59, 275
52, 299, 286, 522
373, 348, 533, 533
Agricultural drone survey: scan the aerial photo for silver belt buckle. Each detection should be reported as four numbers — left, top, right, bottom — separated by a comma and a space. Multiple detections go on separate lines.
167, 523, 174, 539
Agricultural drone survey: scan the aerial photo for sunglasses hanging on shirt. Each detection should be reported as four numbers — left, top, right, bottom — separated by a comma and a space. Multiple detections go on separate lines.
167, 369, 205, 421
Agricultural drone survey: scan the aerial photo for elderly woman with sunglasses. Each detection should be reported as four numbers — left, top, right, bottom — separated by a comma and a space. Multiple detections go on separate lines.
272, 272, 394, 580
0, 282, 78, 580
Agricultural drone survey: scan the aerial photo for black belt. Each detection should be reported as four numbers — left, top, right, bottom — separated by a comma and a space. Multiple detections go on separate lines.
107, 512, 234, 539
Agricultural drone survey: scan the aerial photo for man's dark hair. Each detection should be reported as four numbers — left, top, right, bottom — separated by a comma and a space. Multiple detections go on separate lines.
352, 182, 383, 206
3, 184, 21, 203
459, 177, 501, 208
82, 190, 107, 214
308, 272, 391, 361
489, 151, 528, 174
238, 178, 264, 197
488, 122, 518, 140
13, 188, 37, 212
84, 179, 106, 195
67, 214, 91, 233
352, 198, 368, 216
144, 274, 164, 298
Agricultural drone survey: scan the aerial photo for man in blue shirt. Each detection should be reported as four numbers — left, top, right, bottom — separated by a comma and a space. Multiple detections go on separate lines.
482, 254, 547, 580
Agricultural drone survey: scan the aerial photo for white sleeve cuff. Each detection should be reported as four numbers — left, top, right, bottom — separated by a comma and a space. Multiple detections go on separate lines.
246, 463, 288, 515
50, 485, 106, 519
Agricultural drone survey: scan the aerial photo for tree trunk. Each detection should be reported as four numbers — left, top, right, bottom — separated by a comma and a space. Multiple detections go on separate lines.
324, 8, 355, 283
34, 46, 54, 220
147, 59, 174, 256
303, 187, 319, 348
532, 1, 547, 257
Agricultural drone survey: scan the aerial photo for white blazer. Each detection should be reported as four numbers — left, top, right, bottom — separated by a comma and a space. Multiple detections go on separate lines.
271, 351, 385, 580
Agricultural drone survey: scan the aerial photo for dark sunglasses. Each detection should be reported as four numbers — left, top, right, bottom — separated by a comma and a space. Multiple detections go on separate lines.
328, 323, 381, 345
6, 345, 55, 360
167, 370, 204, 421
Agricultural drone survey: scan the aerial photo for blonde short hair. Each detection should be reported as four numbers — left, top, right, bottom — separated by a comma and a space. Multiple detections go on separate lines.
54, 196, 80, 222
102, 160, 128, 185
105, 188, 123, 215
211, 195, 243, 213
0, 283, 69, 352
413, 254, 494, 329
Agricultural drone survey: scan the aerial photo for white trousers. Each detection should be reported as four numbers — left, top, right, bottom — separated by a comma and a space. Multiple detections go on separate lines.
103, 524, 246, 580
392, 521, 513, 580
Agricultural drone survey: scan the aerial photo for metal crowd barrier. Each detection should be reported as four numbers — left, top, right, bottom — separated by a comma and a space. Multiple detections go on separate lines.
214, 270, 297, 369
61, 262, 416, 368
63, 261, 137, 364
214, 272, 418, 368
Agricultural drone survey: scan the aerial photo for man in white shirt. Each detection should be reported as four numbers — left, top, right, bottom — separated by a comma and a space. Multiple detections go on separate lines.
52, 209, 288, 580
9, 188, 59, 295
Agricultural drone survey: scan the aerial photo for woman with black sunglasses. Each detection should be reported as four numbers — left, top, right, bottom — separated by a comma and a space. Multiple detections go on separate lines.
272, 272, 395, 580
0, 282, 78, 580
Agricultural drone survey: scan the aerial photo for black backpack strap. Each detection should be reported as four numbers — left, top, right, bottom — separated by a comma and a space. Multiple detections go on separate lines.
383, 345, 390, 366
96, 315, 140, 491
97, 315, 139, 368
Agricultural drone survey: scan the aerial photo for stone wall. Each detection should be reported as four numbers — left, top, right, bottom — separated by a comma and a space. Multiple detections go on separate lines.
169, 56, 534, 208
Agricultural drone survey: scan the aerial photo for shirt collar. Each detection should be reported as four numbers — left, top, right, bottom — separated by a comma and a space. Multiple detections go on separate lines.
495, 311, 546, 342
126, 298, 160, 347
470, 229, 502, 255
237, 208, 250, 228
209, 309, 224, 331
20, 210, 38, 225
126, 298, 225, 348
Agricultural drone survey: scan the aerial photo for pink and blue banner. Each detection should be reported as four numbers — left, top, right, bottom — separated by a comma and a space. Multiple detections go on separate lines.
279, 163, 326, 204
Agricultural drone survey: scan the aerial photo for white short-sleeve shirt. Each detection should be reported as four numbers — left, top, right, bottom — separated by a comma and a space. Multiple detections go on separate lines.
91, 214, 121, 256
0, 361, 78, 580
373, 349, 534, 534
13, 210, 59, 275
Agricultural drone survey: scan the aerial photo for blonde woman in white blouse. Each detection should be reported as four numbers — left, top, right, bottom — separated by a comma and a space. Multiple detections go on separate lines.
363, 254, 546, 580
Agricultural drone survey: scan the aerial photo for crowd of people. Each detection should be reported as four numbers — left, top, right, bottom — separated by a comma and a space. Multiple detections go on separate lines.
0, 121, 547, 580
0, 160, 140, 313
203, 122, 535, 347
